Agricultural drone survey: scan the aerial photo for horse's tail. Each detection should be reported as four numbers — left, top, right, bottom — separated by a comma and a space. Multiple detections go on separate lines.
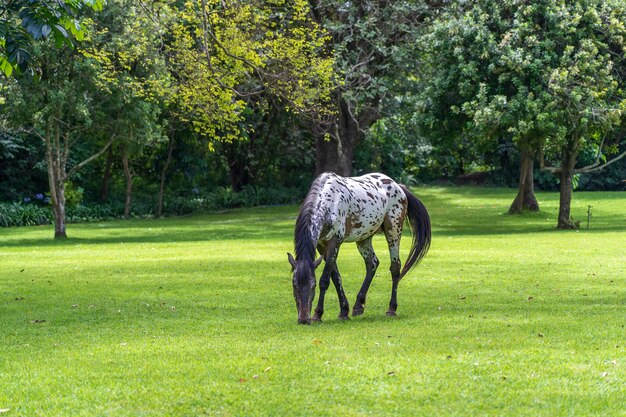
399, 185, 431, 279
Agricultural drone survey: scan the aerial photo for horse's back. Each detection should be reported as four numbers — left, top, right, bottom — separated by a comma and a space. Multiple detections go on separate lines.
313, 172, 407, 243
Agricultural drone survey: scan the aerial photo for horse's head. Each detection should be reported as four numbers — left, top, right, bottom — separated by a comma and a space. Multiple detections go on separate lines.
288, 253, 322, 324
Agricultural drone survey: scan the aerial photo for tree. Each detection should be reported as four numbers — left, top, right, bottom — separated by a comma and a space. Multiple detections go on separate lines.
1, 41, 116, 238
541, 40, 625, 228
1, 0, 165, 238
81, 1, 168, 218
309, 0, 439, 176
0, 0, 105, 76
417, 0, 626, 226
417, 1, 554, 212
162, 0, 334, 144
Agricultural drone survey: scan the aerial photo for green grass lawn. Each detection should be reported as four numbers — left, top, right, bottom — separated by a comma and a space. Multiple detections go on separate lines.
1, 187, 625, 416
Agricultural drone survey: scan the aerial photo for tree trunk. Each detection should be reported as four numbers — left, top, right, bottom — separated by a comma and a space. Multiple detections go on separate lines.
100, 145, 114, 202
509, 149, 539, 214
44, 122, 67, 239
52, 181, 67, 239
556, 140, 579, 229
225, 141, 251, 192
315, 98, 358, 176
47, 160, 67, 239
157, 135, 175, 218
122, 150, 132, 219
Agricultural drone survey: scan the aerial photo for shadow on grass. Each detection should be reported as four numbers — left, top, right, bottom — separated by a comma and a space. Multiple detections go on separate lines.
2, 188, 625, 248
421, 187, 626, 236
0, 208, 298, 248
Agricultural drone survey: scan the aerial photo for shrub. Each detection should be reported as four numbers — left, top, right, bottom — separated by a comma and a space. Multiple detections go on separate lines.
1, 185, 307, 227
0, 202, 53, 227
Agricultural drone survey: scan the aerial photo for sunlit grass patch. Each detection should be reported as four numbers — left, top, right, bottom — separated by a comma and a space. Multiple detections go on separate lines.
1, 187, 625, 416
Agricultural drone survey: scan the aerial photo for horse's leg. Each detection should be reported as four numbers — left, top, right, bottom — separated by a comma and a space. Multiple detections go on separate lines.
352, 237, 379, 316
312, 265, 330, 322
330, 264, 350, 320
312, 240, 338, 322
384, 226, 402, 316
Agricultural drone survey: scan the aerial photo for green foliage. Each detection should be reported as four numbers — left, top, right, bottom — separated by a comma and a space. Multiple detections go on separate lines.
418, 0, 626, 172
2, 188, 626, 415
0, 0, 106, 75
63, 181, 84, 208
0, 130, 48, 200
354, 115, 431, 184
0, 202, 52, 226
166, 0, 334, 142
0, 185, 306, 227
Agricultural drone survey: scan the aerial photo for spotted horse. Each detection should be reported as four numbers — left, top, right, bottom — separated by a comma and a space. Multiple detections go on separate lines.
287, 172, 431, 324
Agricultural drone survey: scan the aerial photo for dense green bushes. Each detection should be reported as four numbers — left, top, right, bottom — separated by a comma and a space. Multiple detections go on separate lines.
0, 185, 306, 228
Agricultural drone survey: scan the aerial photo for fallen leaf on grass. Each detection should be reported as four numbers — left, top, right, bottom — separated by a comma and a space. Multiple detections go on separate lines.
264, 367, 272, 372
252, 375, 259, 379
239, 378, 247, 383
29, 319, 46, 324
387, 371, 396, 377
312, 339, 323, 345
14, 297, 24, 301
0, 408, 9, 413
538, 333, 544, 338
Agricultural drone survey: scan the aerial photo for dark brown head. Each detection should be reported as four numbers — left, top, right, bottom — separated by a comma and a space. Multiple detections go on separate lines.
288, 253, 322, 324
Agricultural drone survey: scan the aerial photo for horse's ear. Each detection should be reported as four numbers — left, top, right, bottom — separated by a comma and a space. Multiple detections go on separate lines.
314, 256, 323, 269
287, 253, 296, 270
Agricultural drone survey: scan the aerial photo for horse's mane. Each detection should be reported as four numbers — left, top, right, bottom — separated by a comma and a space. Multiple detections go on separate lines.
294, 178, 323, 263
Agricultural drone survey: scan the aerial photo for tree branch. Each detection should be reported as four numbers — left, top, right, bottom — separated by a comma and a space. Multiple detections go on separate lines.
541, 149, 626, 175
541, 166, 562, 174
198, 0, 265, 98
574, 149, 626, 174
65, 135, 117, 180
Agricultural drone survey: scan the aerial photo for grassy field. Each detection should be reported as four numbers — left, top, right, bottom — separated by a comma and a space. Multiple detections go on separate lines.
1, 186, 625, 416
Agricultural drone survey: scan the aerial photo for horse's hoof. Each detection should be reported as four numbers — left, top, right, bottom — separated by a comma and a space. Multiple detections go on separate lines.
338, 314, 350, 321
386, 310, 397, 317
352, 307, 364, 316
311, 315, 322, 322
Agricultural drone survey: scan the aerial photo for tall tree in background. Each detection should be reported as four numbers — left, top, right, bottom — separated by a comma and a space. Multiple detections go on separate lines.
309, 0, 439, 176
82, 1, 168, 218
542, 34, 625, 228
418, 0, 626, 227
164, 0, 334, 144
418, 1, 555, 213
132, 0, 334, 198
3, 43, 115, 238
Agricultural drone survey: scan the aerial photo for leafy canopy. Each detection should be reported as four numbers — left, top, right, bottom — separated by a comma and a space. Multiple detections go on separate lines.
167, 0, 335, 142
418, 0, 626, 159
0, 0, 106, 76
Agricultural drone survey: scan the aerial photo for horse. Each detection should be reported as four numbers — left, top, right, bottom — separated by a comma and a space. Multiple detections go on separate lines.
287, 172, 431, 324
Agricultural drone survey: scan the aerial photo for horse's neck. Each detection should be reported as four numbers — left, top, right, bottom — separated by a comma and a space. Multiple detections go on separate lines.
295, 203, 322, 262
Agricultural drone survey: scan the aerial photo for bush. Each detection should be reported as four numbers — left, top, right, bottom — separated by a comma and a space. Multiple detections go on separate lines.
1, 185, 307, 227
0, 202, 53, 227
